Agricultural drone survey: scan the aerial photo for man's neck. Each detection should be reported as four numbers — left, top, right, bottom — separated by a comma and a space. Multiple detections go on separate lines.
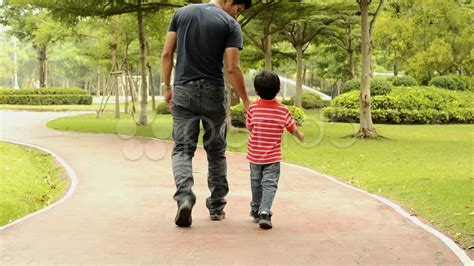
210, 0, 225, 8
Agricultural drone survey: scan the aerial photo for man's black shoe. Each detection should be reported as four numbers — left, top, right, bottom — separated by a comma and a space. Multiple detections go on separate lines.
175, 200, 193, 227
259, 213, 272, 229
250, 210, 260, 223
210, 211, 225, 221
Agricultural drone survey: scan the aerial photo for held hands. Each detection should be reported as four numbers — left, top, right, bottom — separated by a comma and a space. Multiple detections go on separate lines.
243, 99, 250, 112
162, 84, 172, 109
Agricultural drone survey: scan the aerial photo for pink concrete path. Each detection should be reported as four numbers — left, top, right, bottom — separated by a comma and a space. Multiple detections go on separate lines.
0, 110, 470, 265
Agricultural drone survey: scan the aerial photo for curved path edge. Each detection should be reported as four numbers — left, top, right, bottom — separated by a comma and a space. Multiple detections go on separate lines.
0, 110, 471, 264
0, 139, 79, 232
282, 163, 473, 265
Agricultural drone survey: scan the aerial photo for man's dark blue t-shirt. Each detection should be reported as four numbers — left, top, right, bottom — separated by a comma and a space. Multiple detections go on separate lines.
168, 3, 243, 86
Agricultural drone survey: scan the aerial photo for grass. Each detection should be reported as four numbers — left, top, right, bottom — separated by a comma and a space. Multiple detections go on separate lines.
46, 109, 474, 248
0, 142, 70, 226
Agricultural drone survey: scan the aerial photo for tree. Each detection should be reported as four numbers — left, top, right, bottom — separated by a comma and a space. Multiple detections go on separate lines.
1, 5, 70, 87
275, 1, 353, 107
12, 0, 184, 125
355, 0, 383, 139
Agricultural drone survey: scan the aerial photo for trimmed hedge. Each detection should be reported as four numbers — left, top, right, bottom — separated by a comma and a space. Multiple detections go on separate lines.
0, 88, 88, 95
342, 78, 392, 96
0, 95, 93, 105
231, 102, 305, 128
429, 75, 469, 91
391, 76, 418, 87
323, 87, 473, 124
0, 87, 92, 105
280, 92, 330, 109
156, 102, 171, 114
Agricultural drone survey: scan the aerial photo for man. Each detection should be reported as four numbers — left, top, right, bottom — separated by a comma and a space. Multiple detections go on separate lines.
161, 0, 251, 227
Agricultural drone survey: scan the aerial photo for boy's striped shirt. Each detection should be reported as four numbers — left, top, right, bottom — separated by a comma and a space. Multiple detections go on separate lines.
246, 99, 297, 165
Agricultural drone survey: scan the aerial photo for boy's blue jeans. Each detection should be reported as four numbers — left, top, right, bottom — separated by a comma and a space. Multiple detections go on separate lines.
171, 82, 228, 214
249, 162, 281, 216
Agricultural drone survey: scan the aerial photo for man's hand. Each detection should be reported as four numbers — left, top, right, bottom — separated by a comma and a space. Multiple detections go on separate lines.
162, 84, 173, 109
243, 99, 250, 112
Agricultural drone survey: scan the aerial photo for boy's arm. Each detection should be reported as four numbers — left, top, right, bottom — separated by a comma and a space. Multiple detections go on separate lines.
246, 108, 253, 132
290, 128, 304, 142
284, 110, 304, 142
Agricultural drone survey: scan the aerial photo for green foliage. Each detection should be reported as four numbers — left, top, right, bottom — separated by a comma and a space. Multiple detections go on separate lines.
281, 98, 294, 106
230, 102, 305, 128
325, 87, 473, 124
429, 75, 469, 91
286, 105, 305, 126
391, 76, 418, 87
155, 102, 170, 114
342, 78, 392, 96
0, 87, 88, 95
0, 95, 93, 105
342, 78, 361, 93
300, 92, 326, 109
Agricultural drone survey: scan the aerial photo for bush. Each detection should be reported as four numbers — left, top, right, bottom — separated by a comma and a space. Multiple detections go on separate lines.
287, 105, 306, 126
324, 87, 473, 124
391, 76, 418, 87
301, 92, 324, 109
230, 103, 306, 128
0, 95, 92, 105
156, 102, 171, 114
0, 87, 88, 95
342, 79, 360, 93
281, 98, 294, 106
429, 75, 468, 91
342, 78, 391, 95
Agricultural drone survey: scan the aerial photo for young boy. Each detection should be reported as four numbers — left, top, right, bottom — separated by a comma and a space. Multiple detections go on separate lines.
245, 70, 304, 229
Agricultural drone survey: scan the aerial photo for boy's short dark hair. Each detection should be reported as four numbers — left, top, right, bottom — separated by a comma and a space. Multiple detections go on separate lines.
233, 0, 252, 10
254, 70, 280, 100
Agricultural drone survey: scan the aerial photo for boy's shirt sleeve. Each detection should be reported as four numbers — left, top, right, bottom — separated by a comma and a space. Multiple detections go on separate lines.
246, 107, 253, 132
284, 109, 297, 133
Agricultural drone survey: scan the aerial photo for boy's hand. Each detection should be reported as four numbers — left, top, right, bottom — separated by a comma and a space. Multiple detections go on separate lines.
291, 129, 304, 142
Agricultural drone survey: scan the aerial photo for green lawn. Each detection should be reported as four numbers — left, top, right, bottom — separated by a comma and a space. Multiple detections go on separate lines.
0, 142, 70, 226
0, 102, 154, 112
46, 109, 474, 248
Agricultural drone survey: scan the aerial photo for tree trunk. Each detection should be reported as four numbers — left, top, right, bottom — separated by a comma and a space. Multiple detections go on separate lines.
263, 23, 272, 71
111, 42, 120, 119
96, 67, 101, 97
356, 0, 377, 139
348, 24, 356, 79
146, 40, 156, 111
393, 62, 398, 76
137, 3, 148, 125
295, 43, 304, 108
38, 45, 47, 88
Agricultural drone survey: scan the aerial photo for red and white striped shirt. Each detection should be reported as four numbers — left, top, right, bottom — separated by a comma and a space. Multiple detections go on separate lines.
246, 99, 297, 165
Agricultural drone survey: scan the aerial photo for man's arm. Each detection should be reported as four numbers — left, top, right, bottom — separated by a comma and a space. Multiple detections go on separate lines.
224, 47, 250, 110
161, 31, 177, 107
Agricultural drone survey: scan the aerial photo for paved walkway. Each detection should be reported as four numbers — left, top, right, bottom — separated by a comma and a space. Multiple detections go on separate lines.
0, 111, 470, 265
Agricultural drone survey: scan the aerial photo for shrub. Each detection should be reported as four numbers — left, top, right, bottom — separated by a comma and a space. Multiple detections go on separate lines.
0, 95, 92, 105
323, 87, 473, 124
370, 78, 392, 95
301, 92, 324, 109
342, 79, 360, 93
156, 102, 171, 114
391, 76, 418, 87
281, 98, 294, 106
429, 75, 468, 91
287, 105, 306, 126
342, 78, 391, 95
0, 87, 88, 95
230, 103, 305, 128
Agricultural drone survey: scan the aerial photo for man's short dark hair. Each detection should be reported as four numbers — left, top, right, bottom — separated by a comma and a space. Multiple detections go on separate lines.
233, 0, 252, 10
254, 70, 280, 100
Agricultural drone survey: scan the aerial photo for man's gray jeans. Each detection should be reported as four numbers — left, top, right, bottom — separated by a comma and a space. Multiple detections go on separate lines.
249, 162, 281, 216
171, 82, 228, 214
